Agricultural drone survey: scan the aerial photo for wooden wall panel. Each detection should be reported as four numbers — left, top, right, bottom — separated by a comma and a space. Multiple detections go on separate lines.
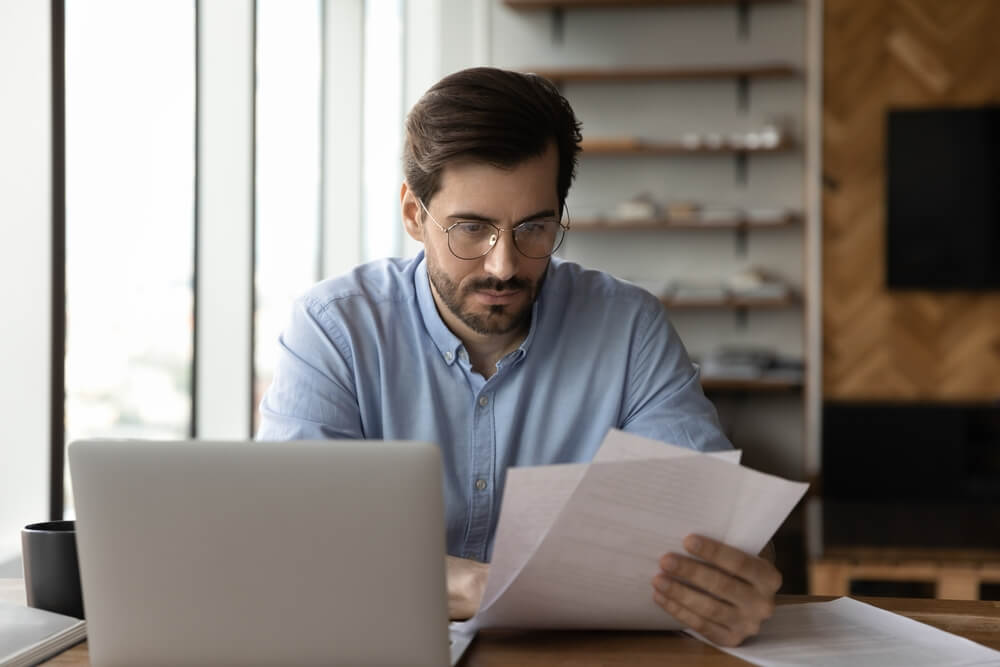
823, 0, 1000, 400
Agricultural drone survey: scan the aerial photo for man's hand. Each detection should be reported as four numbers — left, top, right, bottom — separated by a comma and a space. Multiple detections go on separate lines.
446, 555, 490, 620
651, 534, 781, 646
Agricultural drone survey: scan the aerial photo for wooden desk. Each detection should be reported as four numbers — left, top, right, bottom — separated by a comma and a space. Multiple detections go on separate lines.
3, 580, 998, 665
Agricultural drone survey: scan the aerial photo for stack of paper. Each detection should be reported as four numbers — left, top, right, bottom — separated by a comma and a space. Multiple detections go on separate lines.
0, 601, 86, 667
467, 429, 809, 631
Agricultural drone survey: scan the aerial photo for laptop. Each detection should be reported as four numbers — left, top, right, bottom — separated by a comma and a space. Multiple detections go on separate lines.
69, 439, 462, 666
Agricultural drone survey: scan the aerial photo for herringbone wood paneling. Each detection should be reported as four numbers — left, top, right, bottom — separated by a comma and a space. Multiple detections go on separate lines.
823, 0, 1000, 400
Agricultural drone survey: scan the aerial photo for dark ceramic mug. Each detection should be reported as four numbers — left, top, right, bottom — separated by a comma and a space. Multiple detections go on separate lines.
21, 520, 85, 619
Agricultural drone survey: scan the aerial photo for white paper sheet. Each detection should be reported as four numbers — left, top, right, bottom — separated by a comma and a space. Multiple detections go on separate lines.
591, 428, 742, 465
447, 623, 476, 666
473, 429, 808, 630
706, 597, 1000, 667
480, 463, 589, 611
481, 431, 737, 614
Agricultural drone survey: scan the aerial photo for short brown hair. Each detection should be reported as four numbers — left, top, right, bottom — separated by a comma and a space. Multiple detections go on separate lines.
403, 67, 582, 214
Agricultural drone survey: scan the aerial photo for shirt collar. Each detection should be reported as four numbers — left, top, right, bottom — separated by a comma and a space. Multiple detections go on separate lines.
414, 252, 554, 367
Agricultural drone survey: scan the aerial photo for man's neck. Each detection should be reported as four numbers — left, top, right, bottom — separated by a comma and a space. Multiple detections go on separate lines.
462, 326, 528, 379
430, 287, 530, 379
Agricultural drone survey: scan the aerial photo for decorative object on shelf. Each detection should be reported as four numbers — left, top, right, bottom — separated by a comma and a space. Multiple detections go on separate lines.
673, 121, 791, 154
698, 345, 805, 385
570, 206, 802, 230
665, 200, 701, 224
726, 266, 793, 300
702, 345, 778, 379
665, 279, 728, 303
580, 136, 795, 155
614, 192, 662, 222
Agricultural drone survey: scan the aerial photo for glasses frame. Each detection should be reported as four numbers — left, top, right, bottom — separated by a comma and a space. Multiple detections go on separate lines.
417, 198, 570, 261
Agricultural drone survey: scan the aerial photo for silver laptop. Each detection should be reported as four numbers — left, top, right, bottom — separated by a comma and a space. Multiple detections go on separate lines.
69, 440, 454, 666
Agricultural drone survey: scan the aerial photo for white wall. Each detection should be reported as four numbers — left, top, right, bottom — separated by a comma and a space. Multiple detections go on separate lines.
0, 0, 52, 561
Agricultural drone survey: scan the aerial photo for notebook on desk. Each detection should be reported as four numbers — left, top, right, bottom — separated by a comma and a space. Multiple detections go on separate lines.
0, 601, 86, 667
69, 439, 464, 666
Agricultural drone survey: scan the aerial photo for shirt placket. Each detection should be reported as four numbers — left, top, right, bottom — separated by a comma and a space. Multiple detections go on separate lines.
463, 366, 498, 562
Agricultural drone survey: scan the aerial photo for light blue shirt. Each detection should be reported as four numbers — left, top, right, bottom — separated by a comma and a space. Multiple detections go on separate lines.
257, 251, 731, 560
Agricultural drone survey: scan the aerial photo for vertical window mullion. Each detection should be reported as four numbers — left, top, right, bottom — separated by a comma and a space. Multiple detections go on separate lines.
196, 0, 256, 439
322, 0, 364, 278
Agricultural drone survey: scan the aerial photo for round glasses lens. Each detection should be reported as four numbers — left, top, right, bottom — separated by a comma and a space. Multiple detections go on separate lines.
449, 222, 497, 259
514, 220, 565, 258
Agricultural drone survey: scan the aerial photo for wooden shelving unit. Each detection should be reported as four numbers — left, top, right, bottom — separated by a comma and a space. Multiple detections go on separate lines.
701, 377, 803, 392
571, 214, 802, 231
503, 0, 812, 474
505, 0, 795, 8
530, 64, 799, 83
580, 138, 795, 155
661, 294, 798, 309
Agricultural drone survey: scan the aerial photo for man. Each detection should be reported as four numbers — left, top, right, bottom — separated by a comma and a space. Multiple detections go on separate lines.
257, 67, 780, 646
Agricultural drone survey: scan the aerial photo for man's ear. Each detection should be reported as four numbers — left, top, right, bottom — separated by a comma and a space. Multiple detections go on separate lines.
400, 182, 424, 243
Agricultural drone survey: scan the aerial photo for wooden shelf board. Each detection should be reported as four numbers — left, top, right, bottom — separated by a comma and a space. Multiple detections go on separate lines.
571, 215, 802, 230
580, 138, 796, 155
701, 378, 804, 392
505, 0, 796, 8
530, 64, 800, 82
661, 295, 799, 309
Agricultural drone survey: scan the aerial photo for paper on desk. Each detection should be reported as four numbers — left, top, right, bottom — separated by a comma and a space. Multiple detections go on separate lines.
473, 429, 807, 630
705, 597, 1000, 667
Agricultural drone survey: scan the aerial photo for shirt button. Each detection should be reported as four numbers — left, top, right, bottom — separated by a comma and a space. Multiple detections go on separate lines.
475, 479, 488, 491
444, 351, 454, 362
459, 349, 468, 362
478, 395, 489, 407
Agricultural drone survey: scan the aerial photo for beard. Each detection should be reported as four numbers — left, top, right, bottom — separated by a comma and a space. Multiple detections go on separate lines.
427, 264, 547, 336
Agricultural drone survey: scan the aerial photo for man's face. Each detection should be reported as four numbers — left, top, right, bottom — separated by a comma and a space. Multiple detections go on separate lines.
402, 144, 560, 340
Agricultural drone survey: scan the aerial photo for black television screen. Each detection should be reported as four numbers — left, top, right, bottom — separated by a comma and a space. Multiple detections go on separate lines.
886, 107, 1000, 289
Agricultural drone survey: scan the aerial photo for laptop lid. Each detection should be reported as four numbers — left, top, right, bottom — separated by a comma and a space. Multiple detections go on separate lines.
69, 440, 450, 667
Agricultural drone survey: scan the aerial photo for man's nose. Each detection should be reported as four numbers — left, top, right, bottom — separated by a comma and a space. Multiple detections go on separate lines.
482, 229, 519, 282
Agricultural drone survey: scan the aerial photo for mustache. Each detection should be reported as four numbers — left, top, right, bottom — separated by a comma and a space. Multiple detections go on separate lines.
466, 277, 531, 293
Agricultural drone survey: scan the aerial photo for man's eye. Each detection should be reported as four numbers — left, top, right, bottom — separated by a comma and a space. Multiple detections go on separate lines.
518, 221, 553, 234
455, 223, 487, 235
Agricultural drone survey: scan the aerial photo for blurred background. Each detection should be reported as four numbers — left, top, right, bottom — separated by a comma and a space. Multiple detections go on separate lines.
2, 0, 999, 599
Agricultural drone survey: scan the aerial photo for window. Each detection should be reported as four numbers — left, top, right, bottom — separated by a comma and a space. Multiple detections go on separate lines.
253, 0, 323, 431
64, 0, 196, 514
362, 0, 405, 261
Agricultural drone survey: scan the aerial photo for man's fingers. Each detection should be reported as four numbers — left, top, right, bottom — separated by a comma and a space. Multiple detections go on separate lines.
651, 572, 743, 628
679, 534, 782, 594
652, 589, 749, 647
657, 554, 760, 611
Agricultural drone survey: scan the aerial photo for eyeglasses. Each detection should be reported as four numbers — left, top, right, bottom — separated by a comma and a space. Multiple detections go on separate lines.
418, 198, 569, 260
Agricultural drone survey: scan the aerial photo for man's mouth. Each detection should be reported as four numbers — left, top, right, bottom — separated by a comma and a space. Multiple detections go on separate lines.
473, 288, 522, 305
